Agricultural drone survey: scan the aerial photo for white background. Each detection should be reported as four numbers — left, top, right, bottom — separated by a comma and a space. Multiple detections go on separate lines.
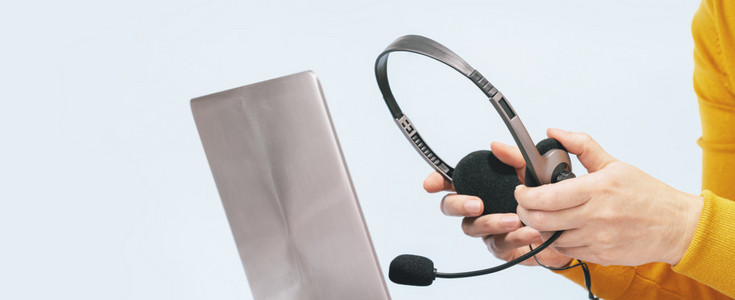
1, 0, 702, 299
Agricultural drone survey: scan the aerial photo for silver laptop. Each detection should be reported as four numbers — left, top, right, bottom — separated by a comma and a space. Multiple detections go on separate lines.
191, 71, 391, 300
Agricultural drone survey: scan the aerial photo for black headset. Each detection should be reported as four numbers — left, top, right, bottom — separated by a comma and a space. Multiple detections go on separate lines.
375, 35, 597, 299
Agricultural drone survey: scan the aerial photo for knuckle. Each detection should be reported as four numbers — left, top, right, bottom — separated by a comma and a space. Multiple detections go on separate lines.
527, 211, 546, 229
591, 173, 616, 199
461, 219, 473, 235
536, 194, 553, 210
578, 132, 593, 144
487, 236, 510, 260
505, 231, 522, 244
598, 176, 615, 194
478, 217, 496, 235
600, 169, 620, 190
595, 230, 615, 246
595, 206, 616, 223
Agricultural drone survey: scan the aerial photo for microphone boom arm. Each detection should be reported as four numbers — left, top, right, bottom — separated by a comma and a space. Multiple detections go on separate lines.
435, 231, 562, 278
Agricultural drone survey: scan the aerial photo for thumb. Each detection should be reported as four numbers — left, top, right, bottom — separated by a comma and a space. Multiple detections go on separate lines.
547, 128, 616, 173
490, 141, 527, 183
490, 141, 526, 169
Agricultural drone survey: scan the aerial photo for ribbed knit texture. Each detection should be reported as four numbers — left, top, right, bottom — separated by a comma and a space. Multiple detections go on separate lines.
553, 0, 735, 298
672, 191, 735, 295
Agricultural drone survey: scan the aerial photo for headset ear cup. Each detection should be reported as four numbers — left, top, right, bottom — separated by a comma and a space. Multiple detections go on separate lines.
524, 138, 567, 187
452, 150, 520, 215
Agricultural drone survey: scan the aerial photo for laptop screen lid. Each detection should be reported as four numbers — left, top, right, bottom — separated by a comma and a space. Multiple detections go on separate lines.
191, 71, 390, 300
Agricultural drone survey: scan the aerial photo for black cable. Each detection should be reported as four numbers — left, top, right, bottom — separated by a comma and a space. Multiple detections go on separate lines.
528, 245, 598, 300
435, 231, 562, 278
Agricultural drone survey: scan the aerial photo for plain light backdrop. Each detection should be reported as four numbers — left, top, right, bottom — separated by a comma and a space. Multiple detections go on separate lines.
1, 0, 702, 299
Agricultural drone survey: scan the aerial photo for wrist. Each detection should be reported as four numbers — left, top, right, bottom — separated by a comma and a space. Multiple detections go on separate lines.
551, 257, 575, 269
542, 256, 574, 269
666, 191, 704, 265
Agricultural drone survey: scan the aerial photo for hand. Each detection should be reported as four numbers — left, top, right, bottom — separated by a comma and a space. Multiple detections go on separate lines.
424, 141, 573, 268
515, 128, 704, 266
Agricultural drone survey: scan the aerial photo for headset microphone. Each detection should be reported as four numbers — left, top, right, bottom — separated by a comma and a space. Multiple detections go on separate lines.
389, 232, 563, 286
375, 35, 597, 299
389, 255, 435, 286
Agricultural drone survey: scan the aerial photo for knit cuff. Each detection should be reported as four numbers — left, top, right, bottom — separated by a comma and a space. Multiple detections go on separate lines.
672, 190, 735, 295
553, 260, 635, 299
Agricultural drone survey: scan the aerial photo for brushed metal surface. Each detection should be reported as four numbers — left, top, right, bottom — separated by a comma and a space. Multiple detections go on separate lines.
191, 71, 390, 300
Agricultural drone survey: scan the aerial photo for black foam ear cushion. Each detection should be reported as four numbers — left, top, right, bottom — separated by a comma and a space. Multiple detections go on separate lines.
452, 150, 520, 215
536, 138, 566, 154
524, 138, 567, 187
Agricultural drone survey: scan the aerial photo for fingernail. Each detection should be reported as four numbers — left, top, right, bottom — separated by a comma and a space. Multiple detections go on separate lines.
551, 128, 569, 134
515, 184, 524, 191
501, 215, 519, 228
464, 199, 483, 214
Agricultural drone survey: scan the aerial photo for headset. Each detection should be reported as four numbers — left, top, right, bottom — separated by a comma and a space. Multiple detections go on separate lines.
375, 35, 597, 299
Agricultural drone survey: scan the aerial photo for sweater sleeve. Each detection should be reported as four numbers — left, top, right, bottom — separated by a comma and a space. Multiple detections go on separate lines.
676, 0, 735, 295
672, 190, 735, 296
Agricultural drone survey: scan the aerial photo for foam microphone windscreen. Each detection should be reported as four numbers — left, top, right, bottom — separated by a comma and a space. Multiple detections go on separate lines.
389, 255, 436, 286
452, 150, 520, 214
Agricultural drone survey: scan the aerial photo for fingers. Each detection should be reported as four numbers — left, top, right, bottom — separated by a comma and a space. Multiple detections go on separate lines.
542, 228, 589, 248
515, 178, 593, 232
484, 226, 542, 253
423, 171, 454, 193
490, 141, 526, 169
441, 194, 484, 216
461, 213, 521, 237
491, 141, 527, 183
425, 142, 526, 193
514, 176, 594, 211
540, 231, 556, 242
516, 203, 588, 232
547, 128, 616, 173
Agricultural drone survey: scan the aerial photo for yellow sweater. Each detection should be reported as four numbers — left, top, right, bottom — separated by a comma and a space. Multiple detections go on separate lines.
554, 0, 735, 298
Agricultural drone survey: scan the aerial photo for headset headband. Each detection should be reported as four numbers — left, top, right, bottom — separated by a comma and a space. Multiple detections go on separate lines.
375, 35, 569, 185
